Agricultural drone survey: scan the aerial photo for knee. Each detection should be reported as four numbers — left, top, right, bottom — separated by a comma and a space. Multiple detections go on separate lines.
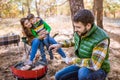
78, 67, 90, 80
55, 72, 60, 80
87, 69, 107, 80
32, 38, 40, 44
33, 38, 40, 41
78, 75, 86, 80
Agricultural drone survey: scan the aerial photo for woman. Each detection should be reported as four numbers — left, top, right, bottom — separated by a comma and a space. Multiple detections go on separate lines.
20, 17, 68, 70
20, 18, 48, 70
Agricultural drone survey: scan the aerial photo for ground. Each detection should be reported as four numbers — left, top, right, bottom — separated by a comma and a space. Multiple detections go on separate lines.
0, 16, 120, 80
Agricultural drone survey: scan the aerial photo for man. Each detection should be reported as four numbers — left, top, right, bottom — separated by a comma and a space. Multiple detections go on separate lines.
49, 9, 110, 80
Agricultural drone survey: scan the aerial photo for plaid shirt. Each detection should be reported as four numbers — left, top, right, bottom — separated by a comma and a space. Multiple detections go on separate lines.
0, 35, 20, 46
60, 39, 108, 71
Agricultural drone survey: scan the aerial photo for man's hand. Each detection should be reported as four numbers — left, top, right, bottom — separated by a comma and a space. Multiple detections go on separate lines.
49, 44, 62, 52
67, 60, 74, 65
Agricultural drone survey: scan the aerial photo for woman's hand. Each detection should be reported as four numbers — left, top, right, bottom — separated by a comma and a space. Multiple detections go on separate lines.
38, 29, 47, 39
39, 33, 46, 40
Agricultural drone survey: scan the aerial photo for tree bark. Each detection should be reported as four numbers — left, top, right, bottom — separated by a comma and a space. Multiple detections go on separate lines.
35, 0, 40, 17
113, 12, 115, 18
0, 11, 1, 18
93, 0, 103, 28
69, 0, 84, 20
93, 0, 97, 17
21, 3, 24, 17
0, 3, 1, 18
27, 0, 31, 14
69, 0, 84, 31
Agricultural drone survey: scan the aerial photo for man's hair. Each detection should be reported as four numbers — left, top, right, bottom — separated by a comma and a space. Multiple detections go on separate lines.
73, 9, 94, 26
27, 14, 35, 20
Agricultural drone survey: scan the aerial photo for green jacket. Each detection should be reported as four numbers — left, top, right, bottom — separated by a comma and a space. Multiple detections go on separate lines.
74, 24, 110, 73
31, 20, 51, 38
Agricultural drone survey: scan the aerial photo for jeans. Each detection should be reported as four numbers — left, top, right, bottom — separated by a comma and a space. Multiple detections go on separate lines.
43, 34, 66, 59
55, 65, 107, 80
30, 38, 46, 62
30, 35, 66, 62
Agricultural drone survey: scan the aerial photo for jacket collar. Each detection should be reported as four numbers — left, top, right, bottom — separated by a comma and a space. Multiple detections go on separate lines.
82, 24, 98, 38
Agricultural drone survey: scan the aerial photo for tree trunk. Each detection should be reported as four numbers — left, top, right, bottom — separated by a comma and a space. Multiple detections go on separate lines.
93, 0, 97, 17
69, 0, 84, 30
104, 11, 107, 17
113, 12, 115, 18
27, 0, 30, 14
21, 3, 24, 17
69, 0, 84, 20
0, 11, 1, 18
93, 0, 103, 28
35, 0, 40, 17
0, 7, 1, 18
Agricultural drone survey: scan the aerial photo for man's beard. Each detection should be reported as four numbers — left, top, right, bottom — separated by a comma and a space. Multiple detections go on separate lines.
81, 27, 88, 36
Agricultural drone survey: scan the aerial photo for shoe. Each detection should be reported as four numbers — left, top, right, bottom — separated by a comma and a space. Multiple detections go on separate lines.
38, 59, 48, 65
48, 50, 54, 60
24, 60, 33, 65
20, 60, 33, 70
20, 65, 32, 70
62, 57, 71, 64
50, 56, 54, 60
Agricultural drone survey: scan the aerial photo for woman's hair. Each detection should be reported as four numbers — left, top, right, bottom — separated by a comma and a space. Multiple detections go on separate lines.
73, 9, 94, 26
20, 18, 33, 38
